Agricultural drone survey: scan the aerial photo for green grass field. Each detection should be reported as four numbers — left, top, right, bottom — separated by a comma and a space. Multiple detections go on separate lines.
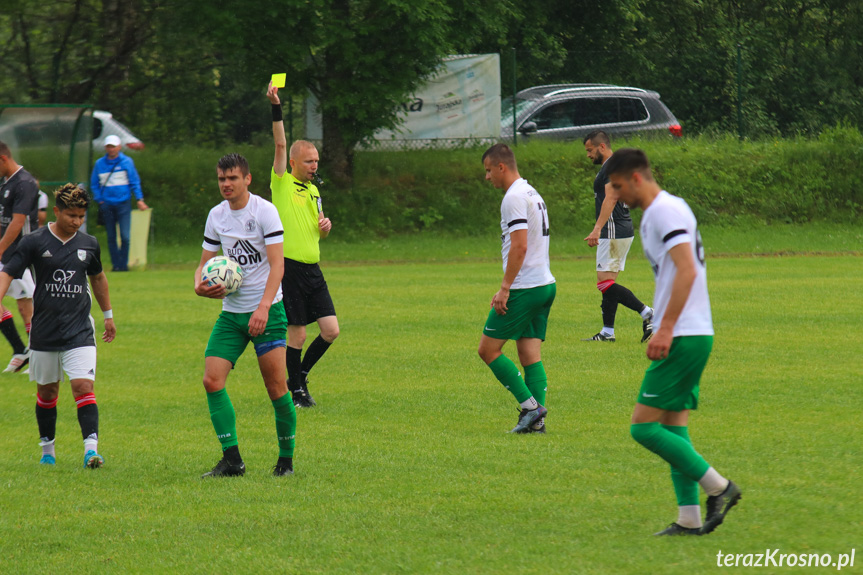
1, 230, 861, 574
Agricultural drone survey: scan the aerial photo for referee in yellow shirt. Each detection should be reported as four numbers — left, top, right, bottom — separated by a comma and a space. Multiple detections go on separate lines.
267, 83, 340, 408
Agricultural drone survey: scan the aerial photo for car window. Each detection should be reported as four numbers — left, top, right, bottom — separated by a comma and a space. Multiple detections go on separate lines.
619, 98, 649, 122
500, 96, 536, 128
575, 97, 649, 126
532, 102, 578, 130
575, 98, 618, 126
93, 118, 103, 139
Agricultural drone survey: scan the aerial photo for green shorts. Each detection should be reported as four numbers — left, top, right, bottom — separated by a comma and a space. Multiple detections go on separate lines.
482, 283, 556, 341
637, 335, 713, 411
205, 305, 288, 365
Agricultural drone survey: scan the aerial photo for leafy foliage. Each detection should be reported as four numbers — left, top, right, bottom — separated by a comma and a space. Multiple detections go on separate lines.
2, 0, 863, 183
131, 131, 862, 247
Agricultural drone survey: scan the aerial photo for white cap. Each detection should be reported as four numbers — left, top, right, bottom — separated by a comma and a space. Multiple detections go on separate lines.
104, 135, 121, 147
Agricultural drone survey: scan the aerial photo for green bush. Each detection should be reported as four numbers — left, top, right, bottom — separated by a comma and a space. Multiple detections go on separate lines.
133, 129, 863, 245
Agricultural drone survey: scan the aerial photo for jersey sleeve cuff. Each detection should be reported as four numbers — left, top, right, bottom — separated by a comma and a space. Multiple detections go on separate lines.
663, 233, 691, 251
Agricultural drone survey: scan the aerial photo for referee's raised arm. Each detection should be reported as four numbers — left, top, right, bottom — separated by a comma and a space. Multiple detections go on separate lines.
268, 82, 288, 177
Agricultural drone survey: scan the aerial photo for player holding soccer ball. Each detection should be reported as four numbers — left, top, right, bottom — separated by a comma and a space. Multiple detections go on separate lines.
194, 153, 297, 478
604, 148, 741, 535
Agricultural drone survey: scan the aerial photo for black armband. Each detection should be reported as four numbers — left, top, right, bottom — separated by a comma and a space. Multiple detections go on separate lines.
271, 103, 283, 122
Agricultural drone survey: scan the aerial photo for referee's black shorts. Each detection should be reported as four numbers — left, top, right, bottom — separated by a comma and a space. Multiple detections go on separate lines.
281, 257, 336, 326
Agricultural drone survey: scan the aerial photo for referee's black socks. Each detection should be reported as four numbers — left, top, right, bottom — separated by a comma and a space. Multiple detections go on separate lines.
300, 335, 332, 376
286, 346, 302, 392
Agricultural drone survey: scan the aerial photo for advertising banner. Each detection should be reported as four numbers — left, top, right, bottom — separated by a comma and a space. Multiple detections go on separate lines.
306, 54, 500, 142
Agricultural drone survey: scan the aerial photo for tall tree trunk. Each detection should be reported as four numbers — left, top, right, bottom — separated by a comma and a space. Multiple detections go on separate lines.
320, 14, 355, 191
321, 112, 354, 190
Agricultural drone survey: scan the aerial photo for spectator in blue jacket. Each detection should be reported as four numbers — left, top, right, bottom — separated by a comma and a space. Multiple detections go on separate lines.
90, 135, 148, 271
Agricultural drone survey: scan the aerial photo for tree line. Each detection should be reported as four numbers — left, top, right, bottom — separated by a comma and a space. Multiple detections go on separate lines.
2, 0, 862, 186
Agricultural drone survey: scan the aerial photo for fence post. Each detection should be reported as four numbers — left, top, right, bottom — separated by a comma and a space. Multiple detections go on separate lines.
737, 42, 743, 140
289, 97, 294, 143
512, 48, 517, 146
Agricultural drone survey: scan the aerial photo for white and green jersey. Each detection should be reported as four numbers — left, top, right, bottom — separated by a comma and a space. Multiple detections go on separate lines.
500, 178, 555, 290
640, 191, 713, 336
203, 193, 284, 313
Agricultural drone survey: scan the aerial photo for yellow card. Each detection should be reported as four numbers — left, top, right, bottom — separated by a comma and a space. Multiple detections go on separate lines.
271, 73, 286, 88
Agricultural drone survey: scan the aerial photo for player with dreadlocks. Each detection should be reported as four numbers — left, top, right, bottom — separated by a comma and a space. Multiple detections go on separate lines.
0, 183, 116, 468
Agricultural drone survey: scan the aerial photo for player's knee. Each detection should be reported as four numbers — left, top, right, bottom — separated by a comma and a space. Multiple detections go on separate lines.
264, 379, 288, 400
37, 384, 60, 402
201, 374, 223, 393
477, 345, 487, 362
597, 280, 615, 293
322, 326, 339, 342
630, 422, 661, 450
70, 379, 94, 397
477, 346, 497, 364
288, 336, 306, 349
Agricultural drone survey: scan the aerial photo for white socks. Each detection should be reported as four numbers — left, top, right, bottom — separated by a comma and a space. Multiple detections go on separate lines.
39, 438, 55, 458
519, 397, 539, 410
84, 433, 98, 454
677, 505, 703, 529
699, 467, 730, 496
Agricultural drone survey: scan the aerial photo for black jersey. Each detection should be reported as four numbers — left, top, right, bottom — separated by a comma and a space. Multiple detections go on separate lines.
0, 167, 40, 264
594, 161, 635, 239
3, 226, 104, 351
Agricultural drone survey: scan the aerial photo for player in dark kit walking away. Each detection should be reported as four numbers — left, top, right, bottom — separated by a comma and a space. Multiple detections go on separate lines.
0, 184, 116, 468
268, 83, 339, 408
605, 148, 741, 536
582, 131, 654, 343
0, 140, 39, 373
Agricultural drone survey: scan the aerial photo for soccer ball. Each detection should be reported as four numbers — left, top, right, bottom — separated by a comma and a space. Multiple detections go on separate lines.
201, 256, 244, 295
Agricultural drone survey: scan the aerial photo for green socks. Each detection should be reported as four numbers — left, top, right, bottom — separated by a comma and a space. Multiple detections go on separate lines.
488, 355, 532, 403
207, 388, 238, 450
630, 422, 710, 481
207, 389, 296, 459
661, 424, 700, 506
523, 361, 547, 406
272, 393, 297, 458
487, 357, 547, 406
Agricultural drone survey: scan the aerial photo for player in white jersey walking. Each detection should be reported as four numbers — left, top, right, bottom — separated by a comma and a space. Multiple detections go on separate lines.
194, 153, 297, 478
604, 148, 741, 536
478, 144, 556, 434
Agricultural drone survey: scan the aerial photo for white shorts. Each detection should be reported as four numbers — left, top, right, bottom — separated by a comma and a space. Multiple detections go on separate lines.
30, 346, 97, 385
596, 237, 634, 273
0, 262, 35, 299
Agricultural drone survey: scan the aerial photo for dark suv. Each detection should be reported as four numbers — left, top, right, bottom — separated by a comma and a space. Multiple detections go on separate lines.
501, 84, 682, 142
